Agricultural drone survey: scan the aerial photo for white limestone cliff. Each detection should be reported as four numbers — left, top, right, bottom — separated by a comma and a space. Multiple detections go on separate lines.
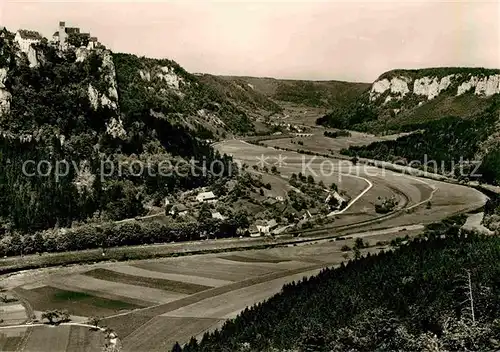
139, 70, 151, 81
457, 75, 500, 96
369, 77, 410, 101
88, 84, 100, 110
157, 66, 184, 90
88, 83, 118, 111
371, 73, 500, 105
0, 68, 11, 114
413, 75, 454, 100
101, 52, 119, 103
87, 51, 120, 111
105, 117, 127, 139
26, 46, 38, 68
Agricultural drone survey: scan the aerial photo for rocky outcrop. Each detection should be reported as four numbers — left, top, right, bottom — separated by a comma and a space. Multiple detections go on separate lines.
370, 70, 500, 105
370, 77, 410, 101
139, 65, 186, 91
105, 117, 126, 139
26, 45, 38, 68
88, 84, 99, 110
139, 70, 151, 81
102, 52, 119, 102
158, 66, 184, 90
0, 68, 11, 114
413, 75, 454, 100
88, 83, 118, 110
457, 75, 500, 96
75, 47, 90, 63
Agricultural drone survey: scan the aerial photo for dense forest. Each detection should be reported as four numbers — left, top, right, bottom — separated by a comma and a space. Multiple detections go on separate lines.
315, 98, 378, 130
0, 28, 237, 232
0, 213, 249, 258
175, 217, 500, 351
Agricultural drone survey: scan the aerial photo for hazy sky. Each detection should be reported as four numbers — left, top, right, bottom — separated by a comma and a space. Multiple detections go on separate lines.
1, 0, 499, 82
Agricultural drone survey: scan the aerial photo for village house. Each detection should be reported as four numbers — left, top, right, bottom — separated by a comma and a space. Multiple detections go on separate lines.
264, 198, 278, 206
307, 208, 320, 218
267, 219, 278, 230
211, 212, 227, 220
255, 219, 278, 235
14, 30, 42, 52
255, 220, 269, 234
196, 191, 217, 203
325, 191, 347, 209
297, 210, 308, 220
87, 37, 99, 49
249, 225, 261, 237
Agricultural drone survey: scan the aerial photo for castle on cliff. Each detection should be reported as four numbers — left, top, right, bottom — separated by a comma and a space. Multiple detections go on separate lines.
52, 21, 101, 50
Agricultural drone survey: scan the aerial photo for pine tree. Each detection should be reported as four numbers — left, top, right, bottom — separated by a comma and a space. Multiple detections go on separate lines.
171, 341, 182, 352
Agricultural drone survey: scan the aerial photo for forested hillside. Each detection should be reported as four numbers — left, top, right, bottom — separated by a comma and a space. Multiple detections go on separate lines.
341, 98, 500, 184
114, 54, 254, 136
178, 217, 500, 351
0, 28, 238, 232
196, 74, 283, 119
216, 76, 370, 109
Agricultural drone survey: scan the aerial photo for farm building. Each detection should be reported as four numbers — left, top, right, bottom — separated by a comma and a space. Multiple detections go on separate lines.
169, 204, 188, 217
196, 191, 217, 203
325, 191, 347, 209
211, 212, 227, 220
255, 219, 278, 234
267, 219, 278, 230
255, 220, 268, 234
264, 198, 278, 206
307, 209, 321, 218
249, 225, 261, 237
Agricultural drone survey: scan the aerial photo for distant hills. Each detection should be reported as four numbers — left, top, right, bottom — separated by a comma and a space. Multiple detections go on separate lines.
216, 75, 370, 108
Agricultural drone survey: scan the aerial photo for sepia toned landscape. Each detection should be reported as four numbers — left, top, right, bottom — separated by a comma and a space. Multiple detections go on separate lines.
1, 1, 499, 351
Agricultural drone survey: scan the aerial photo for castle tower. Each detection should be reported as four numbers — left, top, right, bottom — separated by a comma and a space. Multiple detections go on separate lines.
59, 21, 66, 50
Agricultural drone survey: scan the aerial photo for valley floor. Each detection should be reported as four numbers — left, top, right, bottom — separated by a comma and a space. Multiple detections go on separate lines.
0, 140, 488, 351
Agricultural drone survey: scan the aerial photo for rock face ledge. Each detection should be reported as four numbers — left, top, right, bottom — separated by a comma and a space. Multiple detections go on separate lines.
0, 68, 11, 114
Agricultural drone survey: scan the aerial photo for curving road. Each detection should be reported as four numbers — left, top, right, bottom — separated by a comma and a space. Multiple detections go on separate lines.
216, 139, 487, 229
